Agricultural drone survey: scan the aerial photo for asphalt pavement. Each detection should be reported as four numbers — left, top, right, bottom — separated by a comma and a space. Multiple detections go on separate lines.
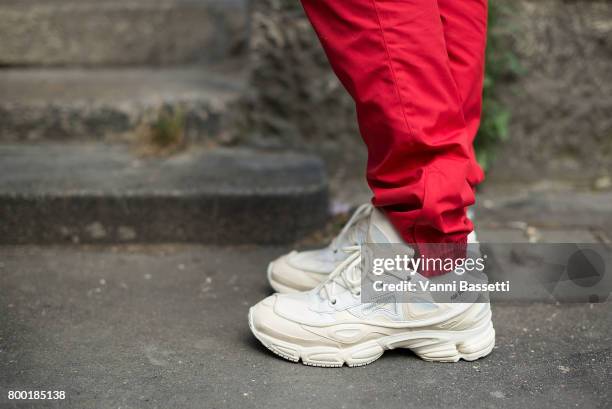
1, 245, 610, 409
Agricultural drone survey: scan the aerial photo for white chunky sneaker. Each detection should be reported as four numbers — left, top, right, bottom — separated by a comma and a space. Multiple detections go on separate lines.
267, 203, 479, 293
250, 212, 495, 367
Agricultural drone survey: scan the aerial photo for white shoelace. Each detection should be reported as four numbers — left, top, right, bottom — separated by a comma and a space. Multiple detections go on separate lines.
320, 245, 362, 305
330, 203, 373, 253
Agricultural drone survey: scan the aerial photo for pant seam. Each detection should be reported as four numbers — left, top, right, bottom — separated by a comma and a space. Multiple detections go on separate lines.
369, 0, 417, 139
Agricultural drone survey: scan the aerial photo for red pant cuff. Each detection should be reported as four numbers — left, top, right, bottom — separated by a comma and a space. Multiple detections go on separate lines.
415, 241, 468, 277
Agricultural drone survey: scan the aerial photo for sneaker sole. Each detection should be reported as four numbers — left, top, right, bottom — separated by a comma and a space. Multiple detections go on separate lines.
248, 309, 495, 367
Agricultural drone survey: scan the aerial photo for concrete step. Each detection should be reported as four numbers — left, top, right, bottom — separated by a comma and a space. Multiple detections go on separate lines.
0, 66, 244, 142
474, 186, 612, 242
0, 144, 329, 244
0, 0, 247, 66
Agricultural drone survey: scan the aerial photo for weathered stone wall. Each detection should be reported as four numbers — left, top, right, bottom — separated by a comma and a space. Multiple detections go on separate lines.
491, 0, 612, 183
234, 0, 364, 173
238, 0, 612, 184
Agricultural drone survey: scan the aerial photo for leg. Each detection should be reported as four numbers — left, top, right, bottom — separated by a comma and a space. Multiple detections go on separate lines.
250, 1, 496, 366
300, 0, 484, 265
438, 0, 488, 145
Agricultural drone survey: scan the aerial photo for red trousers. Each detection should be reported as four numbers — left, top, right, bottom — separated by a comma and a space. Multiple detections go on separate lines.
301, 0, 487, 267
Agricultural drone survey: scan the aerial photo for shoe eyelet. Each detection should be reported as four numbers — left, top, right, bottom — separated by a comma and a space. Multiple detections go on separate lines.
330, 299, 337, 306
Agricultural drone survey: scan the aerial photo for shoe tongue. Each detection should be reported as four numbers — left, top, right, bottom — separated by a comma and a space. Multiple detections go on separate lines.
366, 208, 404, 244
336, 217, 369, 249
